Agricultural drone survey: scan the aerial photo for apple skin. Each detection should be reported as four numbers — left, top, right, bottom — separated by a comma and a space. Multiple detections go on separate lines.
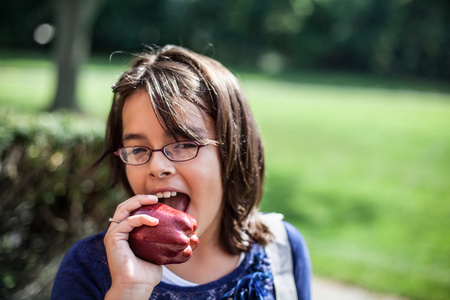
128, 203, 199, 265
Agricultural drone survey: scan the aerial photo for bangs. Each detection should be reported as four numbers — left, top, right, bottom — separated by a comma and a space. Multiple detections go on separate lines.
142, 61, 212, 143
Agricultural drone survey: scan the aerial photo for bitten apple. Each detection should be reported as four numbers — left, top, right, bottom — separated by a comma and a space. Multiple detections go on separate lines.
128, 203, 199, 265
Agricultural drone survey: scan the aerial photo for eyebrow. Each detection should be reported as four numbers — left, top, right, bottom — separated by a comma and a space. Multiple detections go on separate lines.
122, 133, 147, 142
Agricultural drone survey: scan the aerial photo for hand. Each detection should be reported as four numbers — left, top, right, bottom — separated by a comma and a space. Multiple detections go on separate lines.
104, 195, 162, 300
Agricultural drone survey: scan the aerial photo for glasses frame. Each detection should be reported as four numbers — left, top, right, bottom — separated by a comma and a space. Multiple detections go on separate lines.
113, 141, 208, 165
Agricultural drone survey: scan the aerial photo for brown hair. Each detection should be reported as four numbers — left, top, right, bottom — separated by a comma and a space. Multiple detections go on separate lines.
96, 45, 272, 254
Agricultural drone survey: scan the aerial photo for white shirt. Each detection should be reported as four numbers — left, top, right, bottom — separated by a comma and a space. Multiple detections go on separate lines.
161, 252, 246, 287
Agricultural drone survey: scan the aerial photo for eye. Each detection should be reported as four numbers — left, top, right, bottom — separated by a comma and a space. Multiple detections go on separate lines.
174, 142, 197, 149
131, 147, 149, 155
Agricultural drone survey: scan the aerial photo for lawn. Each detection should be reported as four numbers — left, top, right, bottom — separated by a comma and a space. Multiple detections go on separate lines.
246, 79, 450, 300
1, 57, 449, 300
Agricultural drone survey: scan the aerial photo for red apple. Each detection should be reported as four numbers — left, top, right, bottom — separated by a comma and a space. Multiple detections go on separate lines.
128, 203, 199, 265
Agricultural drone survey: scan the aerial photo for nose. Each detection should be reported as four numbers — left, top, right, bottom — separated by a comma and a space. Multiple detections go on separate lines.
146, 151, 175, 178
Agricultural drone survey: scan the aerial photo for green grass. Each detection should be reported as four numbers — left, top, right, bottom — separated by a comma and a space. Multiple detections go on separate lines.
1, 56, 450, 300
246, 80, 450, 300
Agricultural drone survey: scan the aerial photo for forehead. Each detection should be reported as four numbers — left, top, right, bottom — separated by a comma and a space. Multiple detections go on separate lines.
122, 90, 215, 140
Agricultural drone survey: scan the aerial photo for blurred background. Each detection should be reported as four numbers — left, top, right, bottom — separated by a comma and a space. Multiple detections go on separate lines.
1, 0, 449, 299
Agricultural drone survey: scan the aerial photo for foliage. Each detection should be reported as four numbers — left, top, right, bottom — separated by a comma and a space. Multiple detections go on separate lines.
1, 0, 449, 80
0, 108, 123, 299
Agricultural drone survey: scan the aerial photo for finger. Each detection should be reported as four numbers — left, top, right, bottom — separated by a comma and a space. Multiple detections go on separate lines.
128, 214, 159, 228
109, 214, 159, 234
116, 194, 159, 211
113, 195, 159, 221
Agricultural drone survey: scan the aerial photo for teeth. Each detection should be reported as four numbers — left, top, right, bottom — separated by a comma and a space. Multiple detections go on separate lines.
156, 191, 177, 199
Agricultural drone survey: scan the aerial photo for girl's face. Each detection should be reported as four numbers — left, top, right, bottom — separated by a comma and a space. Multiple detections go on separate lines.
121, 90, 224, 244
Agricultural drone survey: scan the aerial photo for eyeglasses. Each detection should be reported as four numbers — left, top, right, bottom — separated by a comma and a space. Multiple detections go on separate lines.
114, 141, 210, 165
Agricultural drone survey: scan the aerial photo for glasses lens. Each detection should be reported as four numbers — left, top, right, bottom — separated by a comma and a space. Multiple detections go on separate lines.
120, 147, 150, 165
164, 142, 199, 161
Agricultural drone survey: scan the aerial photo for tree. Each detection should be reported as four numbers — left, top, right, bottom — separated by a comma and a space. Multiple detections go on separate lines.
50, 0, 105, 111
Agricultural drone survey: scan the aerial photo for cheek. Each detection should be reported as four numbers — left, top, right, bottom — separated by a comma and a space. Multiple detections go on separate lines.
191, 151, 223, 200
193, 166, 222, 194
125, 166, 145, 194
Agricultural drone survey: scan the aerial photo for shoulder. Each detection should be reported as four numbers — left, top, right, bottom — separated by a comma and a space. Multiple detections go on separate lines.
260, 213, 310, 267
283, 221, 310, 262
260, 213, 311, 300
51, 231, 110, 299
64, 231, 108, 268
283, 221, 312, 300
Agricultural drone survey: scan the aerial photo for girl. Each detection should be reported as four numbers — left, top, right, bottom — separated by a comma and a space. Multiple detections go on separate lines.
51, 45, 311, 299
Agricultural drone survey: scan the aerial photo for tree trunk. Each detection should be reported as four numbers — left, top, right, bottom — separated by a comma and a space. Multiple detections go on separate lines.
50, 0, 105, 111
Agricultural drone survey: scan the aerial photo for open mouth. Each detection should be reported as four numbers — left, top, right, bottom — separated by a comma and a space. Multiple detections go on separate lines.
156, 191, 190, 213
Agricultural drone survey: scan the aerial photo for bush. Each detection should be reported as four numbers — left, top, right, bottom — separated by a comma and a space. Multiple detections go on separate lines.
0, 108, 123, 299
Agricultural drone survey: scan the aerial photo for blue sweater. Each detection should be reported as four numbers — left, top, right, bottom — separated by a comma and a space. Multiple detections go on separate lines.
51, 221, 311, 299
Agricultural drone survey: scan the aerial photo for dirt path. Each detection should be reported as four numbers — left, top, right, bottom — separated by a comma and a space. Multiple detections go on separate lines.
312, 276, 409, 300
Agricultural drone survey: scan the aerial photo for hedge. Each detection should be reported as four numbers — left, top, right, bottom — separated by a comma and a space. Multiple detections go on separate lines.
0, 107, 123, 299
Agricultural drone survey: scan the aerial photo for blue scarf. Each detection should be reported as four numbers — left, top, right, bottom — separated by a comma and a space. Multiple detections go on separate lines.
221, 246, 274, 300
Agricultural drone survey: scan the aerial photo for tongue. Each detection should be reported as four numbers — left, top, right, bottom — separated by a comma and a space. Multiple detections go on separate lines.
161, 193, 189, 212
